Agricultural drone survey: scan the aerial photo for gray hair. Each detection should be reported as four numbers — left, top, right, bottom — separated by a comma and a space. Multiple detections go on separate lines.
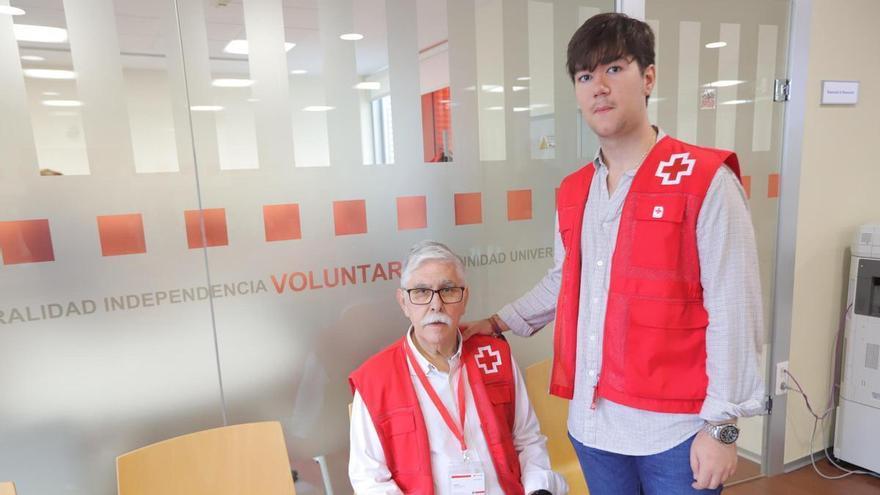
400, 240, 466, 288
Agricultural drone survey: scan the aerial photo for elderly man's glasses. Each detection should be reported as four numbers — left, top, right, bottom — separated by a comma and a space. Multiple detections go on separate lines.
404, 287, 466, 305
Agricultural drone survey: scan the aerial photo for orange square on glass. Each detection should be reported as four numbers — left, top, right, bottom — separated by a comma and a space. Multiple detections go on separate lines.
454, 193, 482, 226
263, 204, 302, 242
397, 196, 427, 230
97, 214, 146, 256
741, 175, 752, 199
333, 200, 367, 236
768, 173, 780, 198
184, 208, 228, 248
507, 189, 532, 221
0, 219, 55, 265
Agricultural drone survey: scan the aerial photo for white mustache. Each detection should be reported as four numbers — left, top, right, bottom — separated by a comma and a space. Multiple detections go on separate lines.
421, 313, 453, 327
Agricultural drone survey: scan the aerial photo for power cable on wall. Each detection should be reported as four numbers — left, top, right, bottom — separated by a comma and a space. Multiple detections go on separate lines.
783, 302, 879, 480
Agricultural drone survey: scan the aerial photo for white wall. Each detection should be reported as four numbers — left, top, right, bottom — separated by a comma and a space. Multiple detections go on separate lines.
785, 0, 880, 464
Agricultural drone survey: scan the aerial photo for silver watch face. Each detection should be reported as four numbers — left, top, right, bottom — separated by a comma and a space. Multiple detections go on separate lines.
717, 424, 739, 444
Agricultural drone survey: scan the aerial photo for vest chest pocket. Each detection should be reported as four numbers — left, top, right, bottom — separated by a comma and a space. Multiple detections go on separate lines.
483, 383, 521, 480
630, 194, 687, 270
377, 409, 420, 474
378, 410, 416, 436
486, 382, 512, 404
484, 383, 515, 439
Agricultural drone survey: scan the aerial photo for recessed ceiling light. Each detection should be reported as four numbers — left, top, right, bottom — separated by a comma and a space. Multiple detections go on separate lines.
339, 33, 364, 41
289, 69, 308, 75
303, 105, 334, 112
24, 69, 75, 79
512, 85, 528, 92
703, 80, 745, 88
486, 106, 504, 111
13, 24, 68, 43
42, 91, 60, 96
513, 107, 530, 112
354, 82, 381, 90
190, 105, 224, 112
211, 78, 254, 88
223, 39, 295, 55
721, 99, 753, 105
42, 99, 82, 107
21, 55, 45, 62
516, 76, 531, 81
481, 84, 504, 93
0, 6, 26, 16
705, 41, 727, 49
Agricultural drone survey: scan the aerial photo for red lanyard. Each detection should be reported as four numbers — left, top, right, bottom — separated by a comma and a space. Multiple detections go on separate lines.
404, 339, 468, 453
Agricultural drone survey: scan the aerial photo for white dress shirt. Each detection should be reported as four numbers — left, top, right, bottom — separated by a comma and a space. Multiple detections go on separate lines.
497, 130, 766, 455
349, 328, 568, 494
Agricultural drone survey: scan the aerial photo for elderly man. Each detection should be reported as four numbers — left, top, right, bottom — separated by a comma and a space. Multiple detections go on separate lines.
349, 240, 567, 495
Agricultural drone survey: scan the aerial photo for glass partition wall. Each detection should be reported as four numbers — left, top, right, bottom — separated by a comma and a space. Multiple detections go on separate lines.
1, 0, 616, 493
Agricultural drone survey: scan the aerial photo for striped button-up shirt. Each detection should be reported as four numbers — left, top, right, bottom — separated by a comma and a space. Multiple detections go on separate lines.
498, 131, 766, 455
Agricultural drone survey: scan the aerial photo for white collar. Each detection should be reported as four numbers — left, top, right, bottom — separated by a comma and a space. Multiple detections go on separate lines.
406, 325, 462, 375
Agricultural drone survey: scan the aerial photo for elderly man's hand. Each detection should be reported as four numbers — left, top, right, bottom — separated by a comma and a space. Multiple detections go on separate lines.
690, 429, 737, 490
459, 318, 495, 340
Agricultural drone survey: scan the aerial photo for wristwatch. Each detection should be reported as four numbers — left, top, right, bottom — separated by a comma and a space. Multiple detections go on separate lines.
703, 422, 739, 445
488, 314, 505, 338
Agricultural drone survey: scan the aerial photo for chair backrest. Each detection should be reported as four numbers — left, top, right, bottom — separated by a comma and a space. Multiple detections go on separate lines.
116, 421, 296, 495
0, 481, 17, 495
524, 359, 589, 495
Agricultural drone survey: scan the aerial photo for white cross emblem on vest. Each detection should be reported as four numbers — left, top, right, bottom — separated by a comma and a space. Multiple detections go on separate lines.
475, 345, 502, 374
655, 152, 696, 185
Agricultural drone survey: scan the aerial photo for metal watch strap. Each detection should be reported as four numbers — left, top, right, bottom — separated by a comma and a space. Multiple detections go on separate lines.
488, 314, 504, 337
703, 422, 739, 444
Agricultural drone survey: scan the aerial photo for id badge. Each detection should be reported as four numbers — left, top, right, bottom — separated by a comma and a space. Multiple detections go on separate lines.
448, 458, 485, 495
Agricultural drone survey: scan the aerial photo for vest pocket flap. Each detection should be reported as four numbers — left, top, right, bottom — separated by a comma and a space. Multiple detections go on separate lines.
379, 410, 416, 436
630, 298, 708, 329
486, 384, 513, 404
634, 195, 686, 223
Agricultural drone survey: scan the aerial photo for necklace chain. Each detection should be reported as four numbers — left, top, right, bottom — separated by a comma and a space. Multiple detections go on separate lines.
600, 136, 655, 171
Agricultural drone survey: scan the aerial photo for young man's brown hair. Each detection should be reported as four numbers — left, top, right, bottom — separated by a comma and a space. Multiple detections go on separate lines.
566, 12, 655, 82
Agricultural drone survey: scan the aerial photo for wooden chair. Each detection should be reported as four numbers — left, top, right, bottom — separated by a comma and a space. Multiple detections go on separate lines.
0, 482, 17, 495
525, 359, 590, 495
116, 421, 296, 495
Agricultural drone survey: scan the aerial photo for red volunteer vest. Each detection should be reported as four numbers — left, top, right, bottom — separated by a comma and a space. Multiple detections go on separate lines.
349, 334, 524, 495
551, 135, 741, 413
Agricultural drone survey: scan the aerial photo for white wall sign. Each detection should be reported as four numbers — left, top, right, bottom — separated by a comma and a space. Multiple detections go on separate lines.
821, 80, 859, 105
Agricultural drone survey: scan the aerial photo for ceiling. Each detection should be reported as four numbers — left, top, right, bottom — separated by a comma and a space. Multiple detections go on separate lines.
9, 0, 449, 77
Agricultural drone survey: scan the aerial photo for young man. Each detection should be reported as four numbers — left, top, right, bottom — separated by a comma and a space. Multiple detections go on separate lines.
349, 241, 567, 495
463, 13, 765, 495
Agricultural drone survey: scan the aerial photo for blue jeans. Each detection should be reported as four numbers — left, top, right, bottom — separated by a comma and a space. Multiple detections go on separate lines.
569, 433, 723, 495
